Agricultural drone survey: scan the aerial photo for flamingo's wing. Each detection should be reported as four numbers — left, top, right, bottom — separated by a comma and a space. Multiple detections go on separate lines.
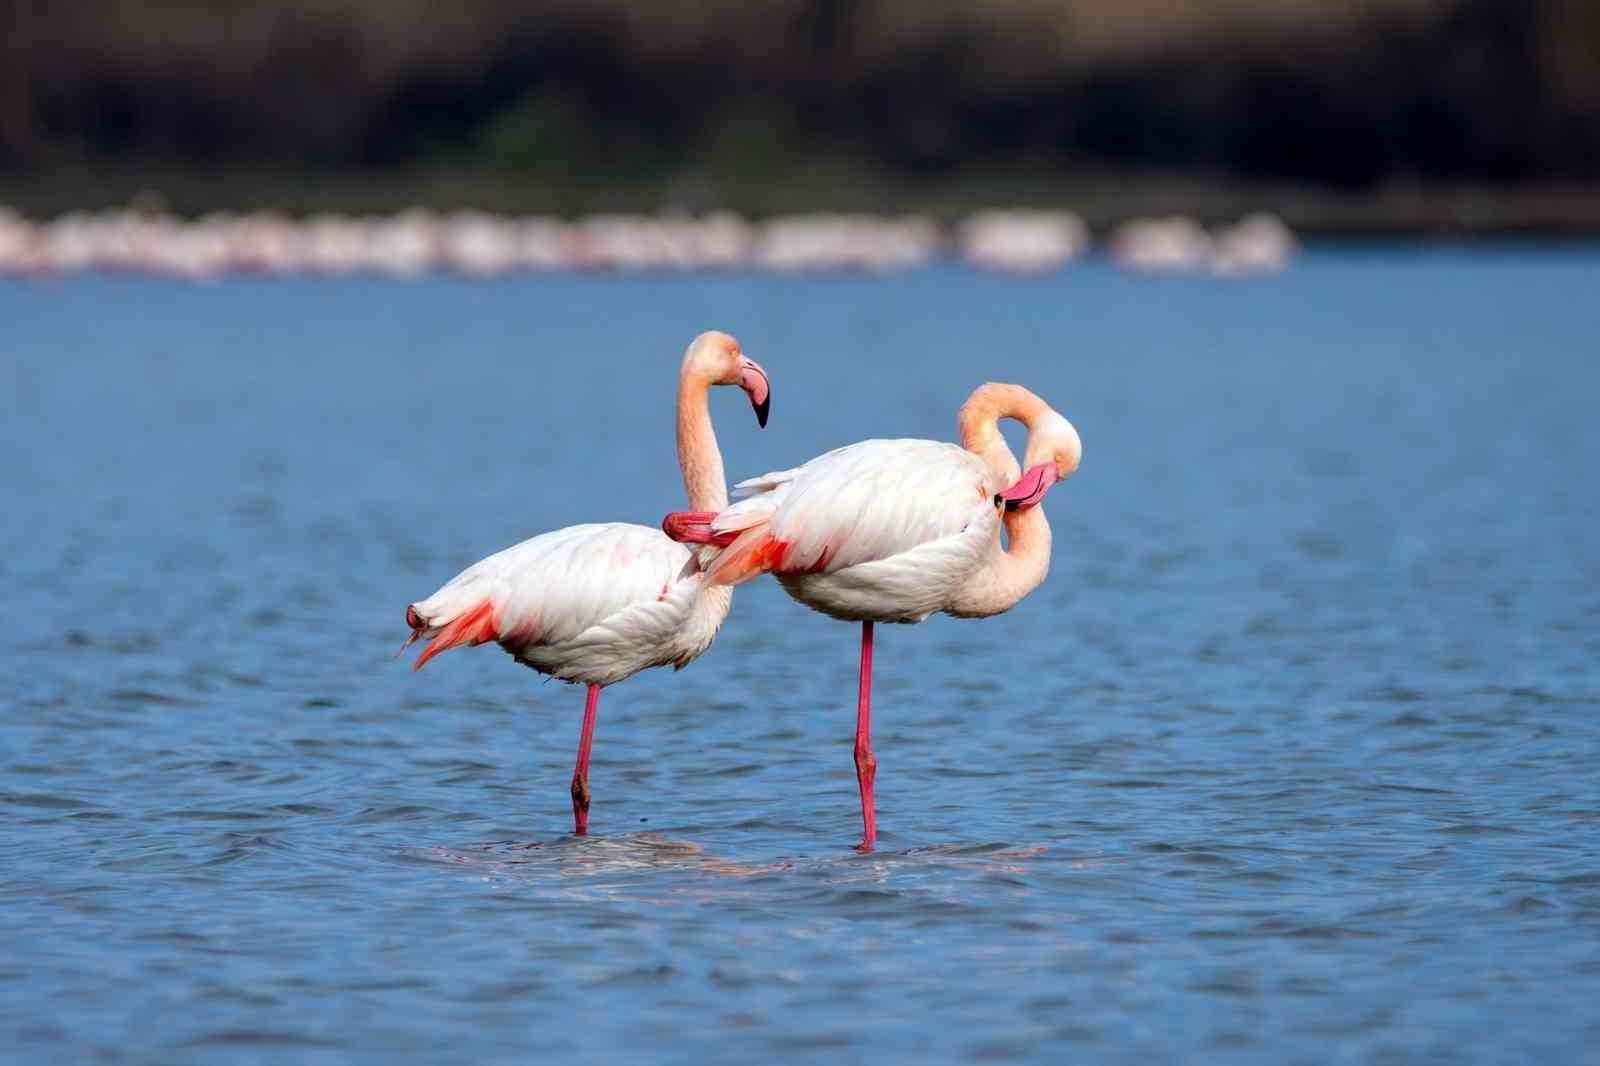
708, 439, 997, 583
407, 523, 690, 667
731, 463, 807, 498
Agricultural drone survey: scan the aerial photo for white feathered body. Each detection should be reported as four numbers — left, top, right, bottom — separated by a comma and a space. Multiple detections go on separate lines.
408, 522, 732, 687
706, 439, 1007, 623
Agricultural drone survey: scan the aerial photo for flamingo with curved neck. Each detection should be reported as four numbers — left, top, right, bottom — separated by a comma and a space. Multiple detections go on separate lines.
946, 382, 1074, 618
663, 381, 1080, 848
401, 330, 770, 835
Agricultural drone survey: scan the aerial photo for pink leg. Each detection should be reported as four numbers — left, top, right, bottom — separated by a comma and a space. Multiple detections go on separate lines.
571, 683, 601, 835
854, 621, 878, 850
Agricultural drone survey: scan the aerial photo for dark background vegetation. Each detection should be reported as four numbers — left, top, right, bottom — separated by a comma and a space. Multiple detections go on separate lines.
3, 0, 1598, 229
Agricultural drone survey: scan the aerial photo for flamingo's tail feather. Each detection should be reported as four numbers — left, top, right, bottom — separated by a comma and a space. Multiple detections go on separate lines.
394, 605, 426, 659
410, 598, 498, 672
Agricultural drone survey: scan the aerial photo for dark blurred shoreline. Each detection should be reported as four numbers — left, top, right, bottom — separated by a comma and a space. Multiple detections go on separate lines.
5, 0, 1598, 235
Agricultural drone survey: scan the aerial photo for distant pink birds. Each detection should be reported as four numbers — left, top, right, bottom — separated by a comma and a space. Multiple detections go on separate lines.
401, 331, 770, 834
665, 383, 1081, 849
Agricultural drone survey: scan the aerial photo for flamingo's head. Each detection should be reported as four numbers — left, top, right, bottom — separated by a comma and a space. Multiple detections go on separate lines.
684, 330, 770, 428
998, 410, 1081, 512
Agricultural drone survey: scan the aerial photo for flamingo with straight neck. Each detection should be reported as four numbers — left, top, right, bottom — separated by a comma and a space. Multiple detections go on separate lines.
663, 382, 1081, 848
401, 330, 771, 835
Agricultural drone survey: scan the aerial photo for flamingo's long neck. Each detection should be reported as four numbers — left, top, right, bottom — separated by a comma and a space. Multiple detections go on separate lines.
947, 383, 1056, 618
957, 384, 1025, 485
675, 364, 737, 627
676, 369, 729, 513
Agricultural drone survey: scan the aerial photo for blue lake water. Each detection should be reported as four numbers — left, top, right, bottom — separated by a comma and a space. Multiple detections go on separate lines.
3, 250, 1599, 1063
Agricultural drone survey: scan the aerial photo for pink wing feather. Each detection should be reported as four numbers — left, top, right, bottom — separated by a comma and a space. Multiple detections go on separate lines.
405, 523, 691, 669
699, 439, 998, 586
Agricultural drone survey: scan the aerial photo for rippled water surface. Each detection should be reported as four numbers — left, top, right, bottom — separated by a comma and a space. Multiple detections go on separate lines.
5, 251, 1600, 1063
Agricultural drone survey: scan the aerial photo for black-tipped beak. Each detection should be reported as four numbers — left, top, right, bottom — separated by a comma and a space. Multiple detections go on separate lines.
739, 356, 771, 429
998, 463, 1058, 512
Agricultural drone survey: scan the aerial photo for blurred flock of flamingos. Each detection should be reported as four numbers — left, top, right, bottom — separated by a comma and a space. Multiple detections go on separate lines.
0, 206, 1294, 280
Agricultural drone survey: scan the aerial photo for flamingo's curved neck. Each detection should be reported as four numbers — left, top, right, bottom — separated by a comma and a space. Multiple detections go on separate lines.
958, 382, 1051, 483
999, 502, 1054, 599
948, 383, 1056, 617
676, 368, 729, 513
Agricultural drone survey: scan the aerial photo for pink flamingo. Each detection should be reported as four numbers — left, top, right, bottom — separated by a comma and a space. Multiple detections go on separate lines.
401, 331, 770, 835
664, 383, 1080, 849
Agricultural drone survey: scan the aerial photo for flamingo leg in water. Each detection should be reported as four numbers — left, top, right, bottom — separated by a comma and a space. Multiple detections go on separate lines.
854, 621, 878, 850
571, 683, 601, 835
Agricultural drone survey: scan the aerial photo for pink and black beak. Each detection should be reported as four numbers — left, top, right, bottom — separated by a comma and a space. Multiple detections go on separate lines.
997, 463, 1058, 512
740, 356, 771, 428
